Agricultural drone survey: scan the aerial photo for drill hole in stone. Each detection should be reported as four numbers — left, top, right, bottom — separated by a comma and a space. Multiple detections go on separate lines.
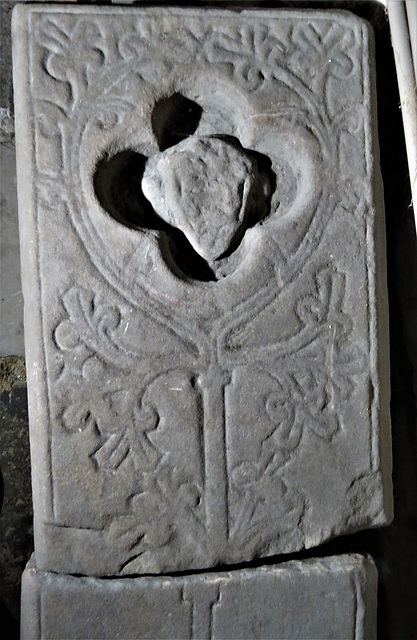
152, 93, 203, 151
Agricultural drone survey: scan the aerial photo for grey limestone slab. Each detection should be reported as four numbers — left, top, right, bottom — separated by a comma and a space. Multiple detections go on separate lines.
12, 5, 392, 576
21, 553, 377, 640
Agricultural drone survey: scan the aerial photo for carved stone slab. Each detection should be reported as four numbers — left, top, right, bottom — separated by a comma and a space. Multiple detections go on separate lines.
13, 5, 392, 575
21, 553, 377, 640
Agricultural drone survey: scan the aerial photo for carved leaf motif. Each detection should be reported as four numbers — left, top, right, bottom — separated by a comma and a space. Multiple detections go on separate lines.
292, 368, 339, 441
71, 21, 106, 80
36, 18, 70, 58
92, 432, 130, 471
206, 23, 286, 90
54, 291, 206, 557
290, 23, 354, 89
36, 17, 107, 107
60, 357, 128, 434
54, 288, 134, 437
230, 467, 305, 551
265, 387, 302, 451
106, 464, 204, 570
118, 26, 153, 61
227, 265, 364, 471
118, 20, 204, 66
98, 367, 206, 568
226, 265, 349, 359
57, 287, 123, 366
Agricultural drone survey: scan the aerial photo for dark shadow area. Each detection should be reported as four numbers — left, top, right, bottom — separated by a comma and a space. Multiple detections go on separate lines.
160, 231, 218, 282
152, 93, 203, 151
0, 468, 4, 513
93, 149, 217, 281
0, 600, 19, 640
93, 136, 274, 281
93, 150, 158, 230
0, 372, 33, 628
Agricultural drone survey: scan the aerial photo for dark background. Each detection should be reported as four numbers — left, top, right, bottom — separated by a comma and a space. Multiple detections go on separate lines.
1, 1, 416, 638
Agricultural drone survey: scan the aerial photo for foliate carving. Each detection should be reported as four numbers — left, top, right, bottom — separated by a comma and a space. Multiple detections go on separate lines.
14, 5, 391, 575
106, 461, 205, 572
50, 257, 367, 570
289, 22, 355, 90
204, 23, 287, 91
35, 17, 107, 110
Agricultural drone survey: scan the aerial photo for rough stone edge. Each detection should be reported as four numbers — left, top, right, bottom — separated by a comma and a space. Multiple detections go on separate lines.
21, 553, 377, 640
366, 16, 394, 524
9, 3, 376, 19
12, 4, 55, 571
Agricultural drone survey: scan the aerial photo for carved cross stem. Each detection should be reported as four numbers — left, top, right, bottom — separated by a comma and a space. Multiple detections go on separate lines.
199, 358, 231, 552
182, 583, 221, 640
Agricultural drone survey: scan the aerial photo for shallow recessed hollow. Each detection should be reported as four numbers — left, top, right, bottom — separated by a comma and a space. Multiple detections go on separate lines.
93, 148, 217, 282
93, 150, 162, 230
144, 134, 276, 261
152, 93, 203, 151
93, 134, 276, 283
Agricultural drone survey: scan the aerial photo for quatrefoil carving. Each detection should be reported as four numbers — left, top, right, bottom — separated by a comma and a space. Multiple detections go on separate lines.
94, 94, 274, 281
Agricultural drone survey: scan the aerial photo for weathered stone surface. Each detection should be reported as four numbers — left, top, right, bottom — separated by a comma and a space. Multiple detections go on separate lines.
21, 553, 377, 640
13, 5, 392, 575
142, 136, 268, 264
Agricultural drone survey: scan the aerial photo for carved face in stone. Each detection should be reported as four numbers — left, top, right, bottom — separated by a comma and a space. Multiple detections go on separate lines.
142, 136, 269, 263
